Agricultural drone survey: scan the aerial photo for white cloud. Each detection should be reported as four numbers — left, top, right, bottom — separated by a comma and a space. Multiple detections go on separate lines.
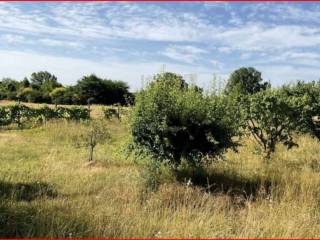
162, 45, 208, 63
210, 60, 223, 69
259, 64, 320, 86
39, 38, 83, 48
1, 3, 320, 53
2, 34, 26, 44
253, 50, 320, 67
217, 46, 233, 54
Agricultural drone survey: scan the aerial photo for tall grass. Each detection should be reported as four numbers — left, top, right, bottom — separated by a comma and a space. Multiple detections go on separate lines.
1, 115, 320, 237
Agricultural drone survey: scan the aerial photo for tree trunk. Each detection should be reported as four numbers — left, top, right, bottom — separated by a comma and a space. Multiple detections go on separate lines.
88, 145, 94, 162
117, 105, 121, 121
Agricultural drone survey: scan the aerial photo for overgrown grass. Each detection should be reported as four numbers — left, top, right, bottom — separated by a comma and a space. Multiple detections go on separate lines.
1, 106, 320, 237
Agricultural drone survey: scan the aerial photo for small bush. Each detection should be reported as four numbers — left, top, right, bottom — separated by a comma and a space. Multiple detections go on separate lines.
71, 119, 111, 162
131, 72, 239, 168
103, 108, 118, 120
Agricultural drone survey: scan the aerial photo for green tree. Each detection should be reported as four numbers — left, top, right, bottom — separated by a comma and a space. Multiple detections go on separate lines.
281, 80, 320, 139
76, 74, 106, 104
225, 67, 270, 95
0, 78, 20, 100
21, 77, 30, 88
30, 71, 59, 89
50, 87, 66, 107
75, 74, 132, 105
241, 89, 298, 160
29, 71, 62, 102
17, 87, 34, 102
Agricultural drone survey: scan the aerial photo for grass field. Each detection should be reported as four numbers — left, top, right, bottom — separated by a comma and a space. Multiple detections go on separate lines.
1, 102, 320, 237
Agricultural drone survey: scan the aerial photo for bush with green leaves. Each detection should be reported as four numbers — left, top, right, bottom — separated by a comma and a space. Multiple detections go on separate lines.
103, 108, 118, 119
131, 72, 239, 167
241, 89, 299, 159
281, 81, 320, 139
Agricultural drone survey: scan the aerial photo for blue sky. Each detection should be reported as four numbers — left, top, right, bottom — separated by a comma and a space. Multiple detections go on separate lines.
1, 2, 320, 90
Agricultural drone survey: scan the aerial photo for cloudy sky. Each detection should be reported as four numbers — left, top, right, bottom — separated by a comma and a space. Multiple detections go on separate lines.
1, 2, 320, 90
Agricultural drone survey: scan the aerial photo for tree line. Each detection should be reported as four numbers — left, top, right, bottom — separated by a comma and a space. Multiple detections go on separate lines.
0, 71, 134, 105
131, 67, 320, 173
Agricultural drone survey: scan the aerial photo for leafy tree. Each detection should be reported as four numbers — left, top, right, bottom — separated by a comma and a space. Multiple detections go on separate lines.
75, 74, 132, 105
29, 71, 62, 102
21, 78, 30, 88
225, 67, 270, 95
50, 87, 66, 107
30, 71, 59, 90
281, 81, 320, 139
131, 72, 238, 168
151, 72, 188, 89
60, 86, 80, 105
76, 74, 107, 104
241, 89, 298, 159
17, 87, 34, 102
0, 78, 20, 100
103, 80, 132, 105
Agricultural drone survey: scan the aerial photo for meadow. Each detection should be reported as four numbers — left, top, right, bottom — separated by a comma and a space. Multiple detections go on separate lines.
1, 100, 320, 238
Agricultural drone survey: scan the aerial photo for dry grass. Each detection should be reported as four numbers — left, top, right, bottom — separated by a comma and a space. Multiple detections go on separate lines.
1, 104, 320, 237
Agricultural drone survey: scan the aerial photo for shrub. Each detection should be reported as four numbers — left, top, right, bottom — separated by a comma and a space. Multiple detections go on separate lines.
71, 119, 111, 162
131, 72, 239, 168
103, 108, 118, 120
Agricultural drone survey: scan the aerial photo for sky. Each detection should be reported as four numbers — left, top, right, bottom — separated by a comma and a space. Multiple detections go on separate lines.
1, 2, 320, 90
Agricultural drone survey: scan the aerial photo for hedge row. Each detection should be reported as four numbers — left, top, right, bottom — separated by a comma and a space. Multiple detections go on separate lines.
0, 104, 90, 127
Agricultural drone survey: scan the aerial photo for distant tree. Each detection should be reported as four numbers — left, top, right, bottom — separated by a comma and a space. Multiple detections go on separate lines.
21, 77, 30, 88
75, 74, 132, 105
17, 87, 34, 102
61, 86, 80, 105
29, 71, 62, 103
76, 74, 106, 104
0, 78, 20, 100
103, 80, 132, 105
50, 87, 66, 107
225, 67, 270, 95
151, 72, 188, 89
30, 71, 59, 90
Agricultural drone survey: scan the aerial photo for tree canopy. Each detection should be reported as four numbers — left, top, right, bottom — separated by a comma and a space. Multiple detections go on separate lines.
0, 71, 133, 105
225, 67, 270, 95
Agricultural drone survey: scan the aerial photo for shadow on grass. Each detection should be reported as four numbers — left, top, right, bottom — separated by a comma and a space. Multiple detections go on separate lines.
0, 203, 91, 238
0, 181, 92, 238
0, 181, 57, 201
175, 166, 272, 201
